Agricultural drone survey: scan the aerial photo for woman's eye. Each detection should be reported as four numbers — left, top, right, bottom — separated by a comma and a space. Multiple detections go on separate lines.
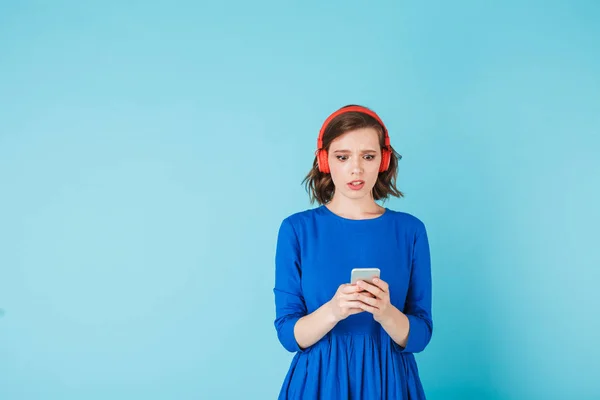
336, 155, 376, 161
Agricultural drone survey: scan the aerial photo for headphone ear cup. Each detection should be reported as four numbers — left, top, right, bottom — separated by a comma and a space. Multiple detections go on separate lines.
379, 148, 391, 172
317, 149, 330, 173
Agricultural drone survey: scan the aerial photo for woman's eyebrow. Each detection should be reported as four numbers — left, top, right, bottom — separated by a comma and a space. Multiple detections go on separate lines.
332, 149, 377, 153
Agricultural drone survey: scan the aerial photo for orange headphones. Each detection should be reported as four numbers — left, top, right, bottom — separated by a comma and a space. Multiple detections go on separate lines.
316, 105, 392, 174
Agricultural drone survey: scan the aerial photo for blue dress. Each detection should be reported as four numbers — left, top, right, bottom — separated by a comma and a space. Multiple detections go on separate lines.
273, 205, 433, 399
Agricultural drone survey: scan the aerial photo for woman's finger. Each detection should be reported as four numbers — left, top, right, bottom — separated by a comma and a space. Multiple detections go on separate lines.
342, 300, 368, 309
372, 278, 389, 292
342, 291, 374, 302
357, 301, 378, 314
356, 280, 385, 299
341, 284, 360, 294
358, 293, 380, 307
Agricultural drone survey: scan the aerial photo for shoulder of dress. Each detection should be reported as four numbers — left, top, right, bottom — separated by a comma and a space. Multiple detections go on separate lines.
385, 208, 428, 232
279, 207, 320, 229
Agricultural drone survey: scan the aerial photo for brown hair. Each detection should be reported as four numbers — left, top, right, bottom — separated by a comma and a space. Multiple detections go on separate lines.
302, 105, 404, 205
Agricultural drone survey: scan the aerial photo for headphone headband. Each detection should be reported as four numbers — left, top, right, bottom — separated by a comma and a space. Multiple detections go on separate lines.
317, 105, 390, 149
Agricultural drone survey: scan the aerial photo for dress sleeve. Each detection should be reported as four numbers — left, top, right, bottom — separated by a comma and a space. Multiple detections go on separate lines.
273, 218, 308, 353
394, 224, 433, 353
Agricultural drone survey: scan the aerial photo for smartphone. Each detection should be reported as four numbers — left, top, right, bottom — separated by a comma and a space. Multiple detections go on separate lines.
350, 268, 380, 285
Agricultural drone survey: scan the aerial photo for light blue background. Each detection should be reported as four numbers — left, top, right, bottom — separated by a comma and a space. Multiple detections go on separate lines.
1, 1, 599, 399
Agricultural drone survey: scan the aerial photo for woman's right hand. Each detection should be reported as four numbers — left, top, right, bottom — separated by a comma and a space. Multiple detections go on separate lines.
326, 283, 366, 322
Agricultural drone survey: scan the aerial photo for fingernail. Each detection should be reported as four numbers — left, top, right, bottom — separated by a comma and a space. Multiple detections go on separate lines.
373, 278, 379, 283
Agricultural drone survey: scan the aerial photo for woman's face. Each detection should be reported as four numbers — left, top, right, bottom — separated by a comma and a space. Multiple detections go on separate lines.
327, 127, 382, 201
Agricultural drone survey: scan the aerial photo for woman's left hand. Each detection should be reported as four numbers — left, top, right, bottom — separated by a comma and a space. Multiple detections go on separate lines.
356, 278, 397, 324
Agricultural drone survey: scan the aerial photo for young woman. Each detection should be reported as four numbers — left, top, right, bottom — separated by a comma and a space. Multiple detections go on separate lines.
273, 105, 433, 399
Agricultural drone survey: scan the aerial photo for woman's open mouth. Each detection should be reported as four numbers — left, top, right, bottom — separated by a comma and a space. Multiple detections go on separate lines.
347, 180, 365, 190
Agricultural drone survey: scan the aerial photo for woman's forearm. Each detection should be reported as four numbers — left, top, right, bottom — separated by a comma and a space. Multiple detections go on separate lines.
380, 306, 410, 348
293, 302, 338, 350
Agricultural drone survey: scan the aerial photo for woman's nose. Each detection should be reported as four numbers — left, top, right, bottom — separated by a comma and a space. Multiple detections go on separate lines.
351, 158, 363, 173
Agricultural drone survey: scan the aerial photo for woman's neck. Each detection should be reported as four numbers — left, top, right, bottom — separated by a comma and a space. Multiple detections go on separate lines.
325, 195, 385, 220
